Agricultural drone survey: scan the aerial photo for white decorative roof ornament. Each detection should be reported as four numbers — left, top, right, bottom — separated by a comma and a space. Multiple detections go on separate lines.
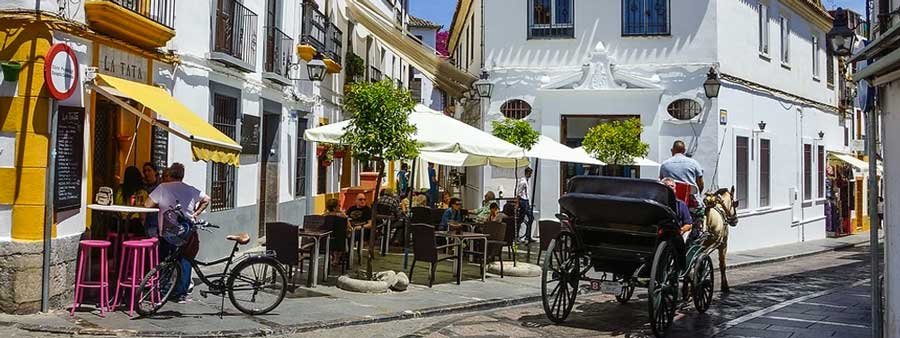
576, 42, 626, 90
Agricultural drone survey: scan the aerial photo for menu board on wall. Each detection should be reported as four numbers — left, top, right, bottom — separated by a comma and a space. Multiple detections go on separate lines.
151, 122, 169, 170
54, 107, 84, 211
241, 115, 260, 155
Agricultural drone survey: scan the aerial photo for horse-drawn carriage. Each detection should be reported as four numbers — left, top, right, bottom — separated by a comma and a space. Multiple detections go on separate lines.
542, 176, 729, 337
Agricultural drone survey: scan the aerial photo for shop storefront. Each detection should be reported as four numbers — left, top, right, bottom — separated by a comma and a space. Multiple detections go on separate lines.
826, 152, 880, 237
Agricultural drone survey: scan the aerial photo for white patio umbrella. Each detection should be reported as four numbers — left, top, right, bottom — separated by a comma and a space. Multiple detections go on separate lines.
418, 135, 603, 167
304, 104, 526, 160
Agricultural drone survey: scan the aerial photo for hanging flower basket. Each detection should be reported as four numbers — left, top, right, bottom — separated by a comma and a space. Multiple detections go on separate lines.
321, 159, 332, 167
332, 146, 347, 159
316, 144, 329, 157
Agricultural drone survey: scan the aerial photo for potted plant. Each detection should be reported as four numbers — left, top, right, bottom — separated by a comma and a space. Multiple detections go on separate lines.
581, 118, 649, 177
1, 61, 22, 82
331, 145, 347, 159
316, 144, 330, 157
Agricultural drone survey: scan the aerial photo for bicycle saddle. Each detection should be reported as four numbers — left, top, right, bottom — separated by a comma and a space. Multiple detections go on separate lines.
226, 233, 251, 245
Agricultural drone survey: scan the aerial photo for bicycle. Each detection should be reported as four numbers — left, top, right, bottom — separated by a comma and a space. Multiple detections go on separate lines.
135, 206, 287, 316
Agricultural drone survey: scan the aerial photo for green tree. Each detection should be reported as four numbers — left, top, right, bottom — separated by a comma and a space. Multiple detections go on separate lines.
340, 80, 418, 278
491, 118, 539, 150
582, 118, 649, 166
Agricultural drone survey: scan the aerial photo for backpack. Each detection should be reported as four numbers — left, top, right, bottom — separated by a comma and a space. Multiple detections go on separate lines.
161, 204, 194, 247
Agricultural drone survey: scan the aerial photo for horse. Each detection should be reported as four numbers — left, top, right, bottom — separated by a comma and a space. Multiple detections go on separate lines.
702, 187, 739, 293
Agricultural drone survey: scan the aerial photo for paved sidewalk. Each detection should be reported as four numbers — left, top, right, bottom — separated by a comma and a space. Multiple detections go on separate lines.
716, 281, 873, 338
0, 232, 872, 337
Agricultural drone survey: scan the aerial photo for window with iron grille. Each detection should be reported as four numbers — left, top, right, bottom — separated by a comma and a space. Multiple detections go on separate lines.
736, 136, 749, 210
666, 99, 701, 120
817, 145, 825, 198
780, 15, 790, 64
411, 78, 422, 102
528, 0, 574, 39
500, 99, 532, 119
803, 143, 812, 200
759, 1, 769, 55
211, 93, 238, 211
622, 0, 669, 36
759, 138, 771, 207
826, 45, 835, 86
296, 118, 308, 197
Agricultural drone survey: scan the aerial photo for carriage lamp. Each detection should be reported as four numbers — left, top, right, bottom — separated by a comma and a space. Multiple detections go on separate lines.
827, 8, 857, 57
758, 121, 767, 132
703, 67, 721, 99
306, 55, 327, 82
474, 70, 494, 99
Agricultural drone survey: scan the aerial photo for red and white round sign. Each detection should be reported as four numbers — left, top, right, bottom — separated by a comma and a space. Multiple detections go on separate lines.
44, 43, 79, 100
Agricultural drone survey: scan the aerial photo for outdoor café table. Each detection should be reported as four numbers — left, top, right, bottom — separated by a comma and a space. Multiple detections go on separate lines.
86, 204, 158, 264
298, 228, 332, 287
437, 231, 488, 285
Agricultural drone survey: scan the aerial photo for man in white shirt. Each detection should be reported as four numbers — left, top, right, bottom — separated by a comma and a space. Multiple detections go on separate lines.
144, 163, 210, 303
516, 167, 534, 243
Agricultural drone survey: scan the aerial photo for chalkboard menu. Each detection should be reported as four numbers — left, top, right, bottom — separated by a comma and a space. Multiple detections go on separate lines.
54, 107, 84, 211
241, 115, 260, 155
151, 122, 169, 170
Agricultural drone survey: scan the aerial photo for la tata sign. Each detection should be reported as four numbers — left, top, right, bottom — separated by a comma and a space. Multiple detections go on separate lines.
44, 43, 79, 100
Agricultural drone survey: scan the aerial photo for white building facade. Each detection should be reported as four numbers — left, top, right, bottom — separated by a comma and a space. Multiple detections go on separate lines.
448, 0, 846, 252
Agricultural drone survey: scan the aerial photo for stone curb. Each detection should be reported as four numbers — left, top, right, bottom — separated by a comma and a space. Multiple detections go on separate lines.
3, 294, 544, 337
721, 237, 871, 270
1, 237, 872, 337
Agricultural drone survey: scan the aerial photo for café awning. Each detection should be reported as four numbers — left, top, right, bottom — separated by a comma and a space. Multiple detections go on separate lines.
828, 152, 883, 175
346, 0, 476, 97
418, 135, 604, 168
92, 74, 242, 166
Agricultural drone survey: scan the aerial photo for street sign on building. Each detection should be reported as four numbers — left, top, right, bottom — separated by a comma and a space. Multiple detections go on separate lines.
44, 43, 79, 100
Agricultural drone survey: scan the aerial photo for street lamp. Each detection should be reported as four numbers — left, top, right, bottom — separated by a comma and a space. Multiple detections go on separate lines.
818, 131, 825, 139
703, 67, 721, 99
306, 55, 327, 82
827, 8, 857, 57
758, 120, 767, 132
474, 70, 494, 99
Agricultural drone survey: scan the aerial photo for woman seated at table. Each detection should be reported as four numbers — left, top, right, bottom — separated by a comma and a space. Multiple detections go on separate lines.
485, 202, 504, 223
437, 191, 452, 209
439, 197, 464, 231
472, 191, 496, 223
323, 198, 347, 218
114, 166, 150, 236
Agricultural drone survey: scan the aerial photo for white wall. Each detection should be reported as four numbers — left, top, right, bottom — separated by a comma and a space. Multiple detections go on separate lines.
717, 0, 836, 105
482, 0, 717, 71
882, 81, 900, 338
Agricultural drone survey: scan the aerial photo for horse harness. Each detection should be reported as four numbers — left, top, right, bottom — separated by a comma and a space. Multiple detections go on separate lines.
708, 194, 739, 227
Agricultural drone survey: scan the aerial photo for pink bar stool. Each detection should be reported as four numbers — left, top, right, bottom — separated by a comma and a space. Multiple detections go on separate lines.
112, 240, 154, 316
70, 240, 111, 316
140, 237, 161, 304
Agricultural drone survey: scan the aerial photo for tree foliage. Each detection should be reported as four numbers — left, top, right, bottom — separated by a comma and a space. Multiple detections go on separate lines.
582, 118, 649, 165
491, 118, 539, 150
340, 80, 419, 162
339, 80, 418, 279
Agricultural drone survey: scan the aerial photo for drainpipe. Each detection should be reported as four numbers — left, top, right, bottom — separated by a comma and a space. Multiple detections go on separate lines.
41, 101, 59, 312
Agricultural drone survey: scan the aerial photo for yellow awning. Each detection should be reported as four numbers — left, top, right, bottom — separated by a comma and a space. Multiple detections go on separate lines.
94, 74, 241, 166
347, 0, 477, 97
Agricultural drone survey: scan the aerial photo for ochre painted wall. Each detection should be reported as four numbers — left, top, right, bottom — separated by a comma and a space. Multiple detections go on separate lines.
0, 19, 54, 240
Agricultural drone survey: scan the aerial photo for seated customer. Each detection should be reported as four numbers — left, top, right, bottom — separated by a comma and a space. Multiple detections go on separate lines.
376, 188, 402, 219
323, 198, 347, 218
486, 202, 504, 223
473, 191, 496, 223
346, 193, 373, 240
439, 197, 463, 231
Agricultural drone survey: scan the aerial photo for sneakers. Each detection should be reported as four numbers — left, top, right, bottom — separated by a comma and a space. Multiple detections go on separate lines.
175, 295, 192, 304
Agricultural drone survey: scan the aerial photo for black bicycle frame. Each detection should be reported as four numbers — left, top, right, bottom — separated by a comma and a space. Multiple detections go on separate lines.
162, 240, 243, 294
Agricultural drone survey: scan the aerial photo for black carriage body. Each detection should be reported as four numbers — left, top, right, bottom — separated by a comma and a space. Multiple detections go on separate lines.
559, 176, 680, 276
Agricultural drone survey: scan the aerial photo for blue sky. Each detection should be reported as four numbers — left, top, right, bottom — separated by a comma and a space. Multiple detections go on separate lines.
410, 0, 870, 32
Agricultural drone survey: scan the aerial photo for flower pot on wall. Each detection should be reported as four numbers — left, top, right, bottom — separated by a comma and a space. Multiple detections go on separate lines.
297, 44, 316, 62
316, 144, 328, 157
1, 61, 22, 82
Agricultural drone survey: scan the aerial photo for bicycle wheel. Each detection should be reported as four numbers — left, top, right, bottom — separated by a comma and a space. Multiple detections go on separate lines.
136, 261, 181, 316
227, 258, 287, 315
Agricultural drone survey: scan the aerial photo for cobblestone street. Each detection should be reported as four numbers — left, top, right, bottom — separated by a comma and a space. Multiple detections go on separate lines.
284, 244, 877, 338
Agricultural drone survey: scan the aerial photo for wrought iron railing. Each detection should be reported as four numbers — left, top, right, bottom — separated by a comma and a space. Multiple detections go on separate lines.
326, 22, 343, 64
109, 0, 176, 29
265, 26, 293, 78
370, 66, 383, 83
213, 0, 258, 68
301, 1, 327, 52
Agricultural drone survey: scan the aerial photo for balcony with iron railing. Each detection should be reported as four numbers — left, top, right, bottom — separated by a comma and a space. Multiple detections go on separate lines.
210, 0, 258, 72
323, 22, 343, 73
298, 1, 327, 61
84, 0, 176, 49
263, 26, 294, 85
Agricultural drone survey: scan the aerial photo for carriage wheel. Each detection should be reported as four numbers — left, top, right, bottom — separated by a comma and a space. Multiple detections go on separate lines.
692, 255, 714, 313
614, 274, 635, 304
648, 241, 678, 338
541, 231, 580, 323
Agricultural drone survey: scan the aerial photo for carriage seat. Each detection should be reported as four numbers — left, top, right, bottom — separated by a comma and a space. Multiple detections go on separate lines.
226, 233, 251, 245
